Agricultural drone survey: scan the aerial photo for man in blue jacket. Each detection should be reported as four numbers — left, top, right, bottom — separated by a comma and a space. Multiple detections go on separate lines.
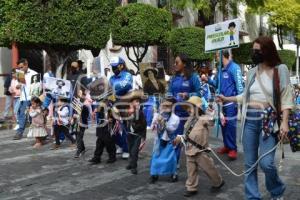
109, 56, 133, 159
209, 49, 244, 160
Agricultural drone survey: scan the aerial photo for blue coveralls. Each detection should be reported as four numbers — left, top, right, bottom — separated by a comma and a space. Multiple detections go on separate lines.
209, 60, 244, 151
109, 70, 133, 153
167, 73, 202, 162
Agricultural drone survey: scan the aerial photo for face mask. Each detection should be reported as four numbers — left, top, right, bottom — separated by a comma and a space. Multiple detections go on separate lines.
112, 68, 120, 76
251, 49, 264, 65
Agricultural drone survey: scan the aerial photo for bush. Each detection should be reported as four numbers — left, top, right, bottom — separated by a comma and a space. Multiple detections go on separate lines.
111, 3, 172, 69
111, 3, 172, 47
278, 49, 296, 70
232, 42, 253, 65
0, 0, 116, 51
168, 27, 213, 61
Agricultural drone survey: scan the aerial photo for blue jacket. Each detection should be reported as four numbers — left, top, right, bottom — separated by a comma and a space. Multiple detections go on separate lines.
167, 73, 209, 114
209, 60, 244, 97
167, 72, 201, 102
109, 70, 133, 96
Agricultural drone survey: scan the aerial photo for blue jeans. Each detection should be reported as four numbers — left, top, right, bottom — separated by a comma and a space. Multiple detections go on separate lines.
3, 95, 12, 118
17, 101, 30, 135
13, 97, 20, 121
242, 108, 285, 200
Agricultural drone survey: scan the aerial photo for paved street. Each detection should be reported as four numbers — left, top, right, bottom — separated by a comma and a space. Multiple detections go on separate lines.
0, 126, 299, 200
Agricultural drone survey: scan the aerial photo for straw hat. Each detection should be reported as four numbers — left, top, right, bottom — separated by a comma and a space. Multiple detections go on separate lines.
143, 67, 158, 78
109, 44, 122, 52
182, 96, 203, 110
118, 90, 146, 103
38, 94, 45, 102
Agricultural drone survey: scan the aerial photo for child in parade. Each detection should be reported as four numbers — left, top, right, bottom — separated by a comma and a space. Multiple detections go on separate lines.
149, 97, 180, 183
122, 90, 147, 175
73, 90, 91, 158
173, 96, 224, 197
27, 96, 48, 148
51, 97, 76, 150
89, 100, 117, 165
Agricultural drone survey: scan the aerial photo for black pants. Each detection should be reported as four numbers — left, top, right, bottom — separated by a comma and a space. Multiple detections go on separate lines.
76, 127, 86, 153
127, 134, 142, 169
94, 128, 116, 160
54, 125, 75, 145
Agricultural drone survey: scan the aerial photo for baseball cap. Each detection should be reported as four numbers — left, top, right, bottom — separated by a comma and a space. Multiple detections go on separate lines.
110, 56, 125, 68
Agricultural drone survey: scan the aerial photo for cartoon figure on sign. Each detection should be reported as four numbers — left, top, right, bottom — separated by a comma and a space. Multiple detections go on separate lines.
228, 22, 236, 46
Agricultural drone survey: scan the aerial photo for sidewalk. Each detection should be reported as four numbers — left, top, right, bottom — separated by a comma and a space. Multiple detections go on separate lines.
0, 127, 299, 200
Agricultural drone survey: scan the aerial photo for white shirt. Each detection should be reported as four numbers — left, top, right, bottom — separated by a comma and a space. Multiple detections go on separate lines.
20, 69, 38, 101
249, 71, 273, 102
132, 74, 143, 90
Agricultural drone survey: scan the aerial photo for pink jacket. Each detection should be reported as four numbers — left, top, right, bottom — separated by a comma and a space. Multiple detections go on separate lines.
9, 78, 21, 97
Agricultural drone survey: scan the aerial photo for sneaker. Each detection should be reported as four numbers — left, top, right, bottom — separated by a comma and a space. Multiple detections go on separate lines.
13, 124, 19, 130
228, 150, 237, 160
88, 157, 101, 165
149, 175, 158, 184
106, 158, 116, 164
217, 147, 230, 154
126, 165, 133, 170
271, 197, 284, 200
183, 190, 198, 197
74, 151, 80, 158
170, 174, 178, 182
13, 134, 22, 140
131, 168, 138, 175
122, 152, 129, 159
50, 144, 60, 150
116, 147, 123, 154
210, 180, 225, 193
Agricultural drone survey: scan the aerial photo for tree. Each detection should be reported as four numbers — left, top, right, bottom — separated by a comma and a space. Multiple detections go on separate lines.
168, 27, 213, 61
0, 0, 116, 74
247, 0, 300, 49
278, 49, 296, 70
111, 3, 172, 70
232, 42, 253, 65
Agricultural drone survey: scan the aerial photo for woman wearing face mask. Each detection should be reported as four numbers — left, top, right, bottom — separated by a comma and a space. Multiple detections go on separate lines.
217, 36, 294, 200
167, 53, 203, 168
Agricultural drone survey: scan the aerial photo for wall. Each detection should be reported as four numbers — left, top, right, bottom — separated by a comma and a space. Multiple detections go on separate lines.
0, 48, 12, 97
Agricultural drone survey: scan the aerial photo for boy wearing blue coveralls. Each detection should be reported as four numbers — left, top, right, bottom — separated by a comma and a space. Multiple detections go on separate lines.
208, 49, 244, 160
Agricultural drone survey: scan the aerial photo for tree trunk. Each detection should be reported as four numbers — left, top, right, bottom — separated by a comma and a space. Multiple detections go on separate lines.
44, 48, 76, 78
277, 25, 283, 50
124, 45, 149, 71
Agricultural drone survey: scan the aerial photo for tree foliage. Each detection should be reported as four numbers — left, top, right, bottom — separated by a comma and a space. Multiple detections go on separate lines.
0, 0, 116, 51
168, 27, 213, 61
111, 3, 172, 69
247, 0, 300, 48
232, 42, 296, 70
278, 49, 296, 70
232, 42, 253, 65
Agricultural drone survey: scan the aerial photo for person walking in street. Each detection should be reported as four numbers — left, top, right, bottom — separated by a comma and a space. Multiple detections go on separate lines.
121, 90, 147, 175
88, 100, 116, 165
9, 69, 21, 130
208, 50, 244, 160
174, 96, 224, 197
51, 97, 76, 150
27, 96, 48, 148
109, 56, 133, 159
73, 90, 91, 158
13, 58, 38, 140
217, 36, 294, 200
2, 69, 13, 120
150, 97, 180, 183
167, 53, 202, 166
